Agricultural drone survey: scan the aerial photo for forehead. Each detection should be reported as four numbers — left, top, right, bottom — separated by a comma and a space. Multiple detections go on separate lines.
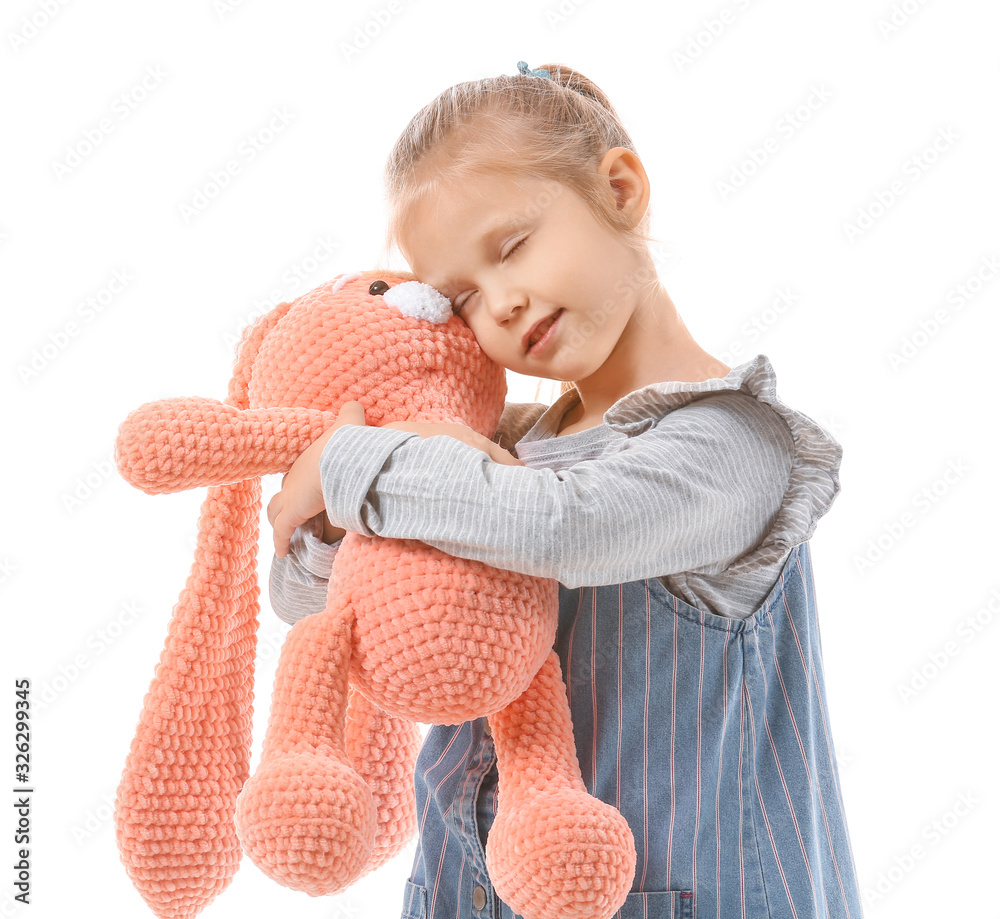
398, 172, 563, 291
398, 196, 493, 283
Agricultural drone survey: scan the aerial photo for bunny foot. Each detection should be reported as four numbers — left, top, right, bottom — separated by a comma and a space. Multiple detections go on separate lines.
234, 746, 377, 897
485, 780, 636, 919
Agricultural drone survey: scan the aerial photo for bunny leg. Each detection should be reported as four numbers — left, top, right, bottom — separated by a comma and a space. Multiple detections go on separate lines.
343, 686, 421, 876
485, 650, 636, 919
234, 597, 376, 897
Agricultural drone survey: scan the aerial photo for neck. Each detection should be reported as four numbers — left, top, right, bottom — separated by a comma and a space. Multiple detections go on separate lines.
569, 278, 730, 422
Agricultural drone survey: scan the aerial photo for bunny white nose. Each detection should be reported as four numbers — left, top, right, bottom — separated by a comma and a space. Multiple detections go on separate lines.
383, 280, 452, 324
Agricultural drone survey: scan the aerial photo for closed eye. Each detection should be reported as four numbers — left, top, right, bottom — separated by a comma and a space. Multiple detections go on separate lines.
502, 236, 527, 261
452, 236, 529, 314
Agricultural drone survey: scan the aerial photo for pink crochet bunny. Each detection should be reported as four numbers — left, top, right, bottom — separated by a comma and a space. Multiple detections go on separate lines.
113, 270, 636, 919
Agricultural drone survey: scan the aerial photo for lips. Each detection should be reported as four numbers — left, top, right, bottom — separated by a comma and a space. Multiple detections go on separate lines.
523, 309, 563, 353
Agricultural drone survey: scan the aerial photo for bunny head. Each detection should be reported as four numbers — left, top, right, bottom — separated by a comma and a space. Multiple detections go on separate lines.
115, 270, 506, 496
233, 269, 506, 432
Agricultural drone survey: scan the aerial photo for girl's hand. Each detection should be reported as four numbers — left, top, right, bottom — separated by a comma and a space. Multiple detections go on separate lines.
383, 420, 525, 467
267, 401, 366, 558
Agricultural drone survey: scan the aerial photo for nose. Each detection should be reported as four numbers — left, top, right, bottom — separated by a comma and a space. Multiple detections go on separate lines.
483, 281, 526, 325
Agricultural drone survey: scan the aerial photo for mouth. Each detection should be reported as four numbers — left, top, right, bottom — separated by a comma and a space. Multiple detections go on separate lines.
523, 309, 564, 354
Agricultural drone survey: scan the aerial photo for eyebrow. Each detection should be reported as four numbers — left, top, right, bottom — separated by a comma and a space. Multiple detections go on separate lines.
434, 214, 526, 296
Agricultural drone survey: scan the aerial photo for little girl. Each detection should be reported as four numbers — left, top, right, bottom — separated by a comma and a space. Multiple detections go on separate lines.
267, 62, 863, 919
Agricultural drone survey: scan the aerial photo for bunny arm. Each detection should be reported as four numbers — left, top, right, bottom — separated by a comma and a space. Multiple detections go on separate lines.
114, 398, 340, 495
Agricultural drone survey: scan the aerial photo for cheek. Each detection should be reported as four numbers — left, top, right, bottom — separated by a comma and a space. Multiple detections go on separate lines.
465, 321, 508, 364
460, 315, 489, 349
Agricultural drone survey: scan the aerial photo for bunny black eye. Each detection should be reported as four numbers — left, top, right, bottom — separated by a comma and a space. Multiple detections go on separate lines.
369, 279, 390, 296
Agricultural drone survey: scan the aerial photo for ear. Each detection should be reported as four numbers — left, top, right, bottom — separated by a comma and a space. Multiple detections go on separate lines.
227, 298, 296, 409
114, 473, 264, 915
597, 146, 650, 230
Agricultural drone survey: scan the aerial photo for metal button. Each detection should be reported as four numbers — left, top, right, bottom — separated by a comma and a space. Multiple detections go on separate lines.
472, 885, 487, 910
483, 718, 493, 737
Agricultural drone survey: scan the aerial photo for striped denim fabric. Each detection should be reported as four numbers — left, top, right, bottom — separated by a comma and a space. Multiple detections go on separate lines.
401, 540, 864, 919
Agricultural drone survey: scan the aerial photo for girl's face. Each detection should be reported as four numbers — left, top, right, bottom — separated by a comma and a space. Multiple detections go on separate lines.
397, 170, 645, 383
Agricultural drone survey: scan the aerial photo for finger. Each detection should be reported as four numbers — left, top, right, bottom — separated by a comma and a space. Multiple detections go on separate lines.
266, 491, 281, 527
339, 401, 366, 425
491, 444, 525, 466
273, 518, 292, 558
459, 429, 524, 466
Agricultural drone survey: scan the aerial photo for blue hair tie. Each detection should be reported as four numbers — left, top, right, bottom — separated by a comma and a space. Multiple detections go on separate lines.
517, 60, 552, 80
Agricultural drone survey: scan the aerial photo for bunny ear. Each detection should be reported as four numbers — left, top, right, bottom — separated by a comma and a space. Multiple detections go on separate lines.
116, 291, 280, 917
329, 271, 361, 294
227, 299, 296, 409
114, 477, 263, 919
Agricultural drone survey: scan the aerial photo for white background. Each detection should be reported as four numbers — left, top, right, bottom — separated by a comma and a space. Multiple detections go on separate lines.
3, 0, 998, 917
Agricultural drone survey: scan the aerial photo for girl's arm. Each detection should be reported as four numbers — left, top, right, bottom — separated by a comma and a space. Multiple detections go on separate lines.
268, 401, 549, 620
318, 394, 834, 589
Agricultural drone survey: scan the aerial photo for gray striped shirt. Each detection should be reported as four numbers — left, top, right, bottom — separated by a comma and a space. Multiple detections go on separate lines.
269, 354, 842, 623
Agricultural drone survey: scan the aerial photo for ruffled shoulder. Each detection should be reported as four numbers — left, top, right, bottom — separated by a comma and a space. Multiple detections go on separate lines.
605, 353, 844, 574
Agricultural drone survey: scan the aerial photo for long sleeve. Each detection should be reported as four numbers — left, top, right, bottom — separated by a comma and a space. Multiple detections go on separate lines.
318, 394, 796, 589
268, 511, 342, 624
267, 401, 549, 622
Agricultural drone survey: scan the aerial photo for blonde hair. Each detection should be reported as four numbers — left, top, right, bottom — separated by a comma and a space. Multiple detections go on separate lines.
379, 62, 658, 398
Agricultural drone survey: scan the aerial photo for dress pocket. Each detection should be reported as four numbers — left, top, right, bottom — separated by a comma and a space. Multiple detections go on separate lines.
615, 889, 695, 919
400, 879, 428, 919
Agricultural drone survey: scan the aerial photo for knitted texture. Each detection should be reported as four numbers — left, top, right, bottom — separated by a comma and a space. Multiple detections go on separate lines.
112, 271, 635, 919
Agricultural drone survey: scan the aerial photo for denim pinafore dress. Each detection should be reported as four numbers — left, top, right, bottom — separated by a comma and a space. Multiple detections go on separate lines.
400, 541, 863, 919
399, 356, 864, 919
